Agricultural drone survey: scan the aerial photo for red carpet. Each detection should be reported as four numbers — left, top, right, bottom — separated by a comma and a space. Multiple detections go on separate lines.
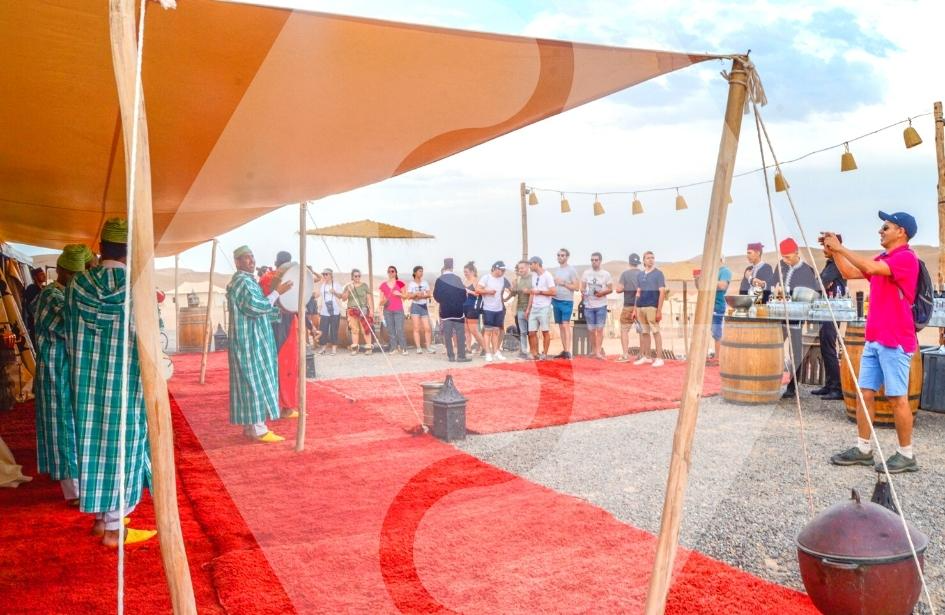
315, 356, 722, 434
0, 393, 293, 613
163, 352, 814, 614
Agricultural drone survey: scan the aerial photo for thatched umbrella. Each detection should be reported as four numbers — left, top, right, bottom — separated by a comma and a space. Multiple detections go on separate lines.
307, 220, 434, 295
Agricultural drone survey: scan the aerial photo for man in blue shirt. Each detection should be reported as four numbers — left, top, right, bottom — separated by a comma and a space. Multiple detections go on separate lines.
632, 251, 666, 367
695, 261, 731, 365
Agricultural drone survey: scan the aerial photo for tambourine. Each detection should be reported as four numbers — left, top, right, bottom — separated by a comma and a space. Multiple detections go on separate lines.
276, 263, 315, 313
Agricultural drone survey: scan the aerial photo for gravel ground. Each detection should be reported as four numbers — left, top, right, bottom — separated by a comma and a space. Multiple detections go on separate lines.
310, 343, 502, 380
455, 390, 945, 612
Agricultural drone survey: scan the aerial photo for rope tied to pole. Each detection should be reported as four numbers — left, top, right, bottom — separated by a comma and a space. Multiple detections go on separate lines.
721, 55, 768, 112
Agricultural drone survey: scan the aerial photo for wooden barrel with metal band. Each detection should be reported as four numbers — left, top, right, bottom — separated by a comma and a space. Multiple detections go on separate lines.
177, 307, 206, 353
840, 323, 921, 426
720, 317, 784, 405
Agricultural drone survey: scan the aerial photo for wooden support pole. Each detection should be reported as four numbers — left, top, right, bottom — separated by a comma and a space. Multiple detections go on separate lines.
934, 102, 944, 345
681, 280, 689, 354
173, 254, 179, 353
644, 58, 749, 615
366, 236, 374, 302
107, 1, 196, 612
520, 182, 528, 262
198, 239, 218, 385
295, 202, 308, 452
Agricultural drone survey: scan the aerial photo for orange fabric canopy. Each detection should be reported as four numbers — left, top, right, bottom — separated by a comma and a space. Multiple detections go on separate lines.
0, 1, 718, 256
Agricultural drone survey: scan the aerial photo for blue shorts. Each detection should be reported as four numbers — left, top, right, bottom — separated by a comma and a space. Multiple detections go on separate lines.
711, 313, 724, 341
858, 341, 912, 397
410, 303, 429, 317
552, 299, 573, 324
482, 309, 505, 329
585, 306, 607, 329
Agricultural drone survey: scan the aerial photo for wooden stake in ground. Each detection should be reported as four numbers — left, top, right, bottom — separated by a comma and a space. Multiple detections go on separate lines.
199, 239, 218, 384
644, 57, 749, 615
296, 202, 308, 452
107, 0, 196, 612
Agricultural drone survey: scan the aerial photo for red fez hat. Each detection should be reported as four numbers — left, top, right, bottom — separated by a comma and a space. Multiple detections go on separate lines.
747, 242, 763, 252
779, 237, 798, 255
692, 268, 702, 278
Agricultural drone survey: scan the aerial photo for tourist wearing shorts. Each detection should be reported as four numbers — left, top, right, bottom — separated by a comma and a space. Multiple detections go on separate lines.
407, 266, 436, 354
342, 268, 374, 354
526, 256, 556, 360
581, 252, 613, 359
693, 260, 731, 366
551, 248, 579, 359
477, 261, 512, 361
379, 266, 408, 355
615, 253, 642, 362
513, 261, 532, 358
633, 251, 666, 367
827, 211, 921, 473
462, 262, 487, 357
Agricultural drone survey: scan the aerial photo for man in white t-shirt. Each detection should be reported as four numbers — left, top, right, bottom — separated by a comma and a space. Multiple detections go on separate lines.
476, 261, 512, 361
581, 251, 613, 359
525, 256, 556, 360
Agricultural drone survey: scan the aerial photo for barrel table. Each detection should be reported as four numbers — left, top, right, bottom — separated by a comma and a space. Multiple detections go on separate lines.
177, 307, 207, 353
720, 317, 785, 405
840, 323, 921, 425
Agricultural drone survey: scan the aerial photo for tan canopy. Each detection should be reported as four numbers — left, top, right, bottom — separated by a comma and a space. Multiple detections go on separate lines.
1, 1, 717, 255
308, 220, 434, 240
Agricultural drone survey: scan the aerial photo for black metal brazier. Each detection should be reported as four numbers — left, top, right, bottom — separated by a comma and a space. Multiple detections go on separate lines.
796, 489, 929, 615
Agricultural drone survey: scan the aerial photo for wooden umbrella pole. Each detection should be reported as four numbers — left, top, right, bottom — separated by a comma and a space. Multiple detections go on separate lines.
198, 239, 218, 385
681, 280, 689, 354
173, 254, 179, 352
295, 202, 308, 451
520, 181, 528, 262
934, 102, 944, 344
366, 236, 374, 303
107, 0, 196, 612
643, 58, 748, 615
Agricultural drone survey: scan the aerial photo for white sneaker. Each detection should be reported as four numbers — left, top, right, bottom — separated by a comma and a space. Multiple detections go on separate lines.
401, 349, 408, 356
615, 355, 630, 363
633, 356, 652, 365
485, 353, 494, 362
417, 348, 424, 355
652, 358, 665, 367
426, 346, 436, 354
495, 352, 506, 361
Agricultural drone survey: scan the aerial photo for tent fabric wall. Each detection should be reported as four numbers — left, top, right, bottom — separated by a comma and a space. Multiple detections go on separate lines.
0, 1, 717, 255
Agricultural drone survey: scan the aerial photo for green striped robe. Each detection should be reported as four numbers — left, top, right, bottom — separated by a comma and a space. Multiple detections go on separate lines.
34, 283, 78, 481
227, 271, 280, 425
65, 266, 150, 513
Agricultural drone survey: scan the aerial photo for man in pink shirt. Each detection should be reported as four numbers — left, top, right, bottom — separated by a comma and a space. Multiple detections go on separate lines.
824, 211, 920, 473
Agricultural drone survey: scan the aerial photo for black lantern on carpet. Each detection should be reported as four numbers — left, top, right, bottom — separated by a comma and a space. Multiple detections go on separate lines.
430, 374, 466, 442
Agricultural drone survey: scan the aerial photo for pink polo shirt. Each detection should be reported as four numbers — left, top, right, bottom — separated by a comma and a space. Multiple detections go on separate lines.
864, 244, 918, 353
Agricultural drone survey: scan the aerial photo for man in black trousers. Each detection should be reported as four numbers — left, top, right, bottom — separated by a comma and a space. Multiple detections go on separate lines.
813, 235, 845, 401
433, 258, 471, 362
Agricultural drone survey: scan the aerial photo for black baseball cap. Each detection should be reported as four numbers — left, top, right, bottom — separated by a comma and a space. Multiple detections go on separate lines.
628, 253, 641, 266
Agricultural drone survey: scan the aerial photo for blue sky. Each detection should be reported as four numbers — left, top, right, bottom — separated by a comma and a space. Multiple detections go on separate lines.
15, 0, 943, 274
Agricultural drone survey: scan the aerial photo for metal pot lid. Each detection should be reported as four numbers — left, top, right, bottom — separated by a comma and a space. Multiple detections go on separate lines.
796, 489, 929, 562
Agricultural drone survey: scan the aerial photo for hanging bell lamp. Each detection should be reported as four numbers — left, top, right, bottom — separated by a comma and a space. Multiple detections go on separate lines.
528, 190, 539, 206
903, 118, 922, 149
631, 193, 644, 215
840, 142, 858, 172
560, 194, 571, 213
774, 171, 789, 192
675, 189, 688, 211
592, 194, 605, 216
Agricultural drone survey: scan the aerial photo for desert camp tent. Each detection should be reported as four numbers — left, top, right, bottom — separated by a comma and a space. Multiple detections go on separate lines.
0, 1, 760, 613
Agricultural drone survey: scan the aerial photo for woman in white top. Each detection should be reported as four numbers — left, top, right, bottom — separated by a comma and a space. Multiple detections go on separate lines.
407, 266, 436, 354
462, 262, 487, 356
318, 269, 345, 355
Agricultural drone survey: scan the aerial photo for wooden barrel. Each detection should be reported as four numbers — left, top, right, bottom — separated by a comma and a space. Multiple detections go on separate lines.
420, 381, 444, 427
840, 324, 921, 425
177, 307, 207, 353
720, 317, 784, 405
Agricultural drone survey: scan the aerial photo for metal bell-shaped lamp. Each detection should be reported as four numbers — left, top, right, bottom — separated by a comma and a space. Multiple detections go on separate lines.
774, 171, 789, 192
631, 193, 644, 215
560, 194, 571, 213
840, 143, 858, 172
675, 189, 688, 211
592, 195, 605, 216
903, 119, 922, 149
528, 190, 539, 205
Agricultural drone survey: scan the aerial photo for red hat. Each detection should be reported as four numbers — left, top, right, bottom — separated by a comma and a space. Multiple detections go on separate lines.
747, 242, 763, 252
692, 268, 702, 278
779, 237, 798, 255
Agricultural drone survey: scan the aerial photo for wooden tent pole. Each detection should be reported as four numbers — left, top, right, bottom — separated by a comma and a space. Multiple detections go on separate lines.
520, 182, 528, 262
198, 239, 218, 385
107, 1, 196, 612
643, 58, 748, 615
934, 101, 944, 344
173, 254, 179, 352
366, 236, 374, 302
295, 202, 308, 451
681, 280, 689, 354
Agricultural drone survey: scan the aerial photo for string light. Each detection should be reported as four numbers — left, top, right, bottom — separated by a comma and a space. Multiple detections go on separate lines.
522, 111, 929, 214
